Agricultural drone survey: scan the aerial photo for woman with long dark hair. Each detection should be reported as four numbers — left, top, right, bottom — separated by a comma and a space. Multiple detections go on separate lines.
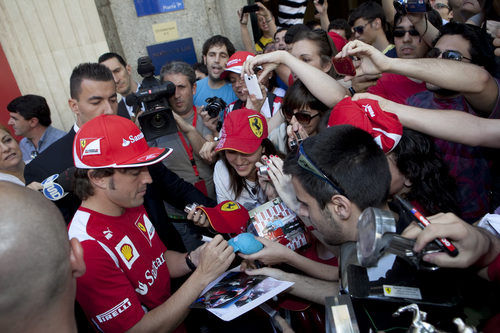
213, 108, 279, 210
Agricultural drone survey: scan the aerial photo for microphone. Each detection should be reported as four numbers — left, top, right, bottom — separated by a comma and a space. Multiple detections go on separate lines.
41, 167, 76, 201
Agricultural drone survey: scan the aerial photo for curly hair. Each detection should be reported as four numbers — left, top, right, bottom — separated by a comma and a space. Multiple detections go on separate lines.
390, 128, 459, 215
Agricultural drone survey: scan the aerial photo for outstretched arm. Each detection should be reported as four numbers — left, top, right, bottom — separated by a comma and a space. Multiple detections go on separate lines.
339, 40, 499, 115
353, 92, 500, 148
245, 267, 339, 305
243, 51, 347, 107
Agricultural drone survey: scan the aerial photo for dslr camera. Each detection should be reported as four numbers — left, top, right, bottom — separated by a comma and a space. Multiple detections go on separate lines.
126, 56, 176, 141
204, 96, 226, 132
393, 0, 429, 14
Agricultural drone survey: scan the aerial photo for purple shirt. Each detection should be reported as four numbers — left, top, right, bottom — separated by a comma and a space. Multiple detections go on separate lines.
406, 79, 500, 222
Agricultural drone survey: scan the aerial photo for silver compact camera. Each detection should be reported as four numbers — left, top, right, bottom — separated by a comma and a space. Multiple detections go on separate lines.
184, 202, 200, 214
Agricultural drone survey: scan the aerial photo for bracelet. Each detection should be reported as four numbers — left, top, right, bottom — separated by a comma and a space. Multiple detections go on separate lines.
185, 252, 197, 272
348, 87, 356, 96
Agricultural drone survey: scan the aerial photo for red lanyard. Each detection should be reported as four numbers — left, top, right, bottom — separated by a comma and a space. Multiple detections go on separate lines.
177, 107, 199, 177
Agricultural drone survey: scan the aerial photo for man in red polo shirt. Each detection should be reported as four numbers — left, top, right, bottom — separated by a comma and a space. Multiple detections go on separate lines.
68, 114, 234, 333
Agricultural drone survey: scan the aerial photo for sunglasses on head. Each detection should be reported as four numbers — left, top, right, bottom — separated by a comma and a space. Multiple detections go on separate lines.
393, 28, 420, 38
426, 48, 472, 61
283, 109, 320, 124
434, 3, 450, 10
352, 21, 372, 35
297, 144, 347, 197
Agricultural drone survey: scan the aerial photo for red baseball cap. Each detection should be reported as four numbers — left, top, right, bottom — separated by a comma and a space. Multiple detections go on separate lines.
198, 201, 249, 234
327, 97, 402, 153
215, 108, 268, 154
221, 51, 256, 79
73, 114, 172, 168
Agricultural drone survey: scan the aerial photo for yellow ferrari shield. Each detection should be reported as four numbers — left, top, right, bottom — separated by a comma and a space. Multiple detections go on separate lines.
221, 201, 239, 212
248, 116, 263, 138
80, 139, 87, 149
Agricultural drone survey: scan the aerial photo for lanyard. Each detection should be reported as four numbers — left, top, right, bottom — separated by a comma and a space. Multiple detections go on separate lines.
177, 107, 200, 177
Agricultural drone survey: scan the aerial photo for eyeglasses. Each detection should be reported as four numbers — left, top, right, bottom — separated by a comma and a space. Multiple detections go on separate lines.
426, 48, 472, 62
352, 21, 372, 35
393, 29, 420, 38
297, 143, 346, 197
283, 109, 320, 124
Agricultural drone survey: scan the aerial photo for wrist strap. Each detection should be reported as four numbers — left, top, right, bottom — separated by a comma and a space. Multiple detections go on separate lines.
185, 252, 197, 272
348, 87, 356, 96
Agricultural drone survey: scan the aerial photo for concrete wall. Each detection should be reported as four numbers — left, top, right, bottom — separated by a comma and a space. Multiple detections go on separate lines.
97, 0, 248, 81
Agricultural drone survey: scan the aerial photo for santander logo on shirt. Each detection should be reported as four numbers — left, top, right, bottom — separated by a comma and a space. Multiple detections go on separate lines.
135, 252, 166, 295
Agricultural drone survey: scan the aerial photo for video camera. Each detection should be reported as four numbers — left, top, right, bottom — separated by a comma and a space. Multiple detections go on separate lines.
393, 0, 430, 14
126, 56, 177, 141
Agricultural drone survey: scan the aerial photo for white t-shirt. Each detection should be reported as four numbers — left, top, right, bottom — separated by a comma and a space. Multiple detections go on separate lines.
213, 159, 267, 211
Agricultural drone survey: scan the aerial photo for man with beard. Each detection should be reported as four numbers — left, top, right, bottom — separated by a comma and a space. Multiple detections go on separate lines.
338, 22, 499, 222
193, 35, 237, 107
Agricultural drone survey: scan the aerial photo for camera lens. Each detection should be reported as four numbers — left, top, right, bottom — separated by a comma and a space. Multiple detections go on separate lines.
150, 113, 166, 129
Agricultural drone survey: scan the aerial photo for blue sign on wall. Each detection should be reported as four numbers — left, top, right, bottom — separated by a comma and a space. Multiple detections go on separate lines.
147, 38, 197, 76
134, 0, 184, 17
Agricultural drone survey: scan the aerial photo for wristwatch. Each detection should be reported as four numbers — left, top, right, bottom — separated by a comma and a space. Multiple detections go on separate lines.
185, 252, 197, 272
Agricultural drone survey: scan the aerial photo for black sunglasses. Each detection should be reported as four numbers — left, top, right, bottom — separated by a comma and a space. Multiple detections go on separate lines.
283, 109, 320, 124
352, 21, 372, 35
427, 48, 472, 62
393, 29, 420, 38
297, 144, 347, 197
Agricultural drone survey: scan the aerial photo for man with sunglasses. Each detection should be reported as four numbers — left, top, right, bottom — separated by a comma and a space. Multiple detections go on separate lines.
367, 11, 443, 103
348, 1, 395, 56
339, 22, 499, 223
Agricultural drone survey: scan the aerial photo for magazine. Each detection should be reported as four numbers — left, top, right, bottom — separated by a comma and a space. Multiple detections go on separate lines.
247, 197, 309, 251
190, 266, 294, 321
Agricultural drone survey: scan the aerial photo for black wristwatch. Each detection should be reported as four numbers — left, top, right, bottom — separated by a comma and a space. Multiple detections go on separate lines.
185, 252, 197, 272
348, 87, 356, 96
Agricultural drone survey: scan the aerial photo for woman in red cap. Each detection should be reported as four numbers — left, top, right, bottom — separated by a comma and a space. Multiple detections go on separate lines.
213, 108, 279, 210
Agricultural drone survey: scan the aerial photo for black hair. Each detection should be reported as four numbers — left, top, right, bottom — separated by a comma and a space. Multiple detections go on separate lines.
348, 1, 386, 27
282, 80, 329, 119
436, 22, 496, 76
328, 18, 352, 40
98, 52, 127, 67
69, 63, 114, 100
74, 168, 115, 200
394, 9, 442, 32
389, 128, 459, 215
192, 62, 208, 76
222, 138, 278, 199
7, 94, 52, 127
284, 24, 310, 44
283, 125, 391, 210
202, 35, 236, 57
274, 27, 288, 40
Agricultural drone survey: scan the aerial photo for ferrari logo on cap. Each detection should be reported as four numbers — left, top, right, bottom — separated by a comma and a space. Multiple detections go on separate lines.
80, 138, 102, 156
249, 116, 263, 138
221, 201, 240, 212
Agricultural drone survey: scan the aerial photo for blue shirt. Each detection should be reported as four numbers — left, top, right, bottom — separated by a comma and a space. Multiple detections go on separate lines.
20, 125, 66, 164
193, 77, 237, 107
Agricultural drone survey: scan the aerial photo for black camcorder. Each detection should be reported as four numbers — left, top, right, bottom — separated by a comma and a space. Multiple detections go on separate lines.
393, 0, 430, 14
126, 56, 176, 141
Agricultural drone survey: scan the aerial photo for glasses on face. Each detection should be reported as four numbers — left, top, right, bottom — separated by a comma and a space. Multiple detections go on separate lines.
352, 21, 371, 35
283, 109, 320, 124
393, 28, 420, 38
426, 48, 472, 61
297, 144, 347, 197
